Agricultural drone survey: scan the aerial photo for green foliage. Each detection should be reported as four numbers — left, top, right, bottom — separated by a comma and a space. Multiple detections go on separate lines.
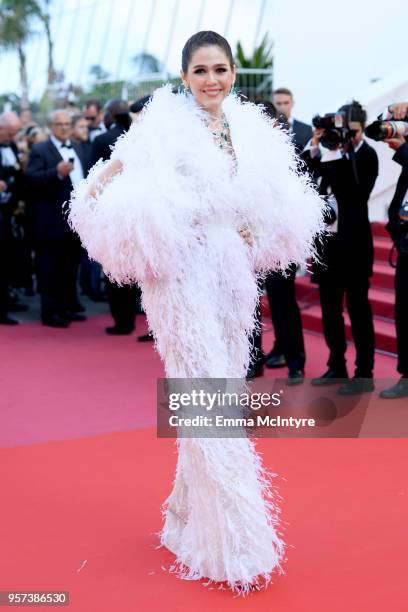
0, 0, 44, 105
234, 34, 274, 101
0, 0, 41, 48
89, 64, 111, 81
235, 34, 274, 69
131, 52, 162, 74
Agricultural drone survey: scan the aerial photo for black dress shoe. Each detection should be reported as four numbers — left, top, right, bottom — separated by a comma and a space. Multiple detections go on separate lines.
0, 315, 19, 325
106, 326, 134, 335
311, 369, 348, 386
65, 312, 87, 322
379, 378, 408, 400
69, 302, 86, 313
9, 303, 29, 312
337, 378, 374, 396
88, 292, 107, 302
42, 315, 70, 328
287, 369, 304, 385
265, 352, 287, 368
246, 361, 264, 379
138, 332, 154, 342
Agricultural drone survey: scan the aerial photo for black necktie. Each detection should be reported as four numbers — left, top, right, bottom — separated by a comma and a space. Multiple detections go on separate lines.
61, 142, 72, 149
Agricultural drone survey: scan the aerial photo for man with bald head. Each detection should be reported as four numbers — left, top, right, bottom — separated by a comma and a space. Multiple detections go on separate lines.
89, 99, 139, 336
0, 112, 23, 324
25, 109, 87, 327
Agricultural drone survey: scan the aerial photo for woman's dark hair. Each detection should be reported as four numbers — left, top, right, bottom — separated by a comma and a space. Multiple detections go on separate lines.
181, 31, 234, 73
129, 95, 152, 114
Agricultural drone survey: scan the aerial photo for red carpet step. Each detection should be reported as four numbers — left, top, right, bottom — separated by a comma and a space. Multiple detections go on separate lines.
262, 222, 397, 355
293, 277, 395, 320
372, 221, 391, 238
299, 304, 396, 354
374, 237, 393, 262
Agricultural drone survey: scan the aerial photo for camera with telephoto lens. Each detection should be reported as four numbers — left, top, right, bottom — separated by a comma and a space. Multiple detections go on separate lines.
364, 108, 408, 141
312, 112, 357, 150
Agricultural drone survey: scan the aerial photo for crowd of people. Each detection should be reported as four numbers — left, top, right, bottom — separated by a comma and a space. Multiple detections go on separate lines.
0, 96, 151, 340
0, 86, 407, 399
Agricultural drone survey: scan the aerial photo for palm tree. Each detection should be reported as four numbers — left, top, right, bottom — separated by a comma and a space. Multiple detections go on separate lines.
89, 64, 111, 81
0, 0, 41, 108
131, 52, 162, 75
234, 34, 274, 101
235, 33, 274, 69
36, 0, 55, 86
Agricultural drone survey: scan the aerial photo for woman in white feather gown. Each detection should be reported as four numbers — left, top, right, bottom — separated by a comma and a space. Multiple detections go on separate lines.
68, 31, 324, 592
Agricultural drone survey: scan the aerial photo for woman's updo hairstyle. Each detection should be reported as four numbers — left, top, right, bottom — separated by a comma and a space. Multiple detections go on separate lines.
181, 31, 235, 73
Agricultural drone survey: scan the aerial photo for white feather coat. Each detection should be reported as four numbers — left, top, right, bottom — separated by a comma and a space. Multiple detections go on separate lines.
68, 85, 324, 593
69, 84, 323, 285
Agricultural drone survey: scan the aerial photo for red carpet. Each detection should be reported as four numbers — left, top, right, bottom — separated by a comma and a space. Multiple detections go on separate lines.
1, 313, 407, 611
1, 431, 407, 611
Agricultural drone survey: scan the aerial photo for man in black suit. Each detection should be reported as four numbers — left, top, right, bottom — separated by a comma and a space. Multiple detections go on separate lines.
303, 101, 378, 395
253, 88, 312, 383
0, 112, 24, 324
25, 109, 87, 328
273, 87, 313, 153
90, 99, 138, 336
378, 102, 408, 399
83, 99, 106, 143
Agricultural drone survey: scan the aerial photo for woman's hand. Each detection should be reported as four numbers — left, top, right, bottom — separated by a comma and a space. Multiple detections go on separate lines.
238, 227, 253, 246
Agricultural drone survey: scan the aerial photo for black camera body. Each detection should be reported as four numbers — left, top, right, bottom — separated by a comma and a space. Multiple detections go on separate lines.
312, 112, 357, 150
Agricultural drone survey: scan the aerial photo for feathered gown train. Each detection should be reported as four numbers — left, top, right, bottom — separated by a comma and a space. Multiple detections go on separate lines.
141, 230, 285, 590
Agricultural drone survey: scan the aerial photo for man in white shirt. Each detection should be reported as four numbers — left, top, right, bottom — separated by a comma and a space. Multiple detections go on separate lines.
83, 99, 106, 143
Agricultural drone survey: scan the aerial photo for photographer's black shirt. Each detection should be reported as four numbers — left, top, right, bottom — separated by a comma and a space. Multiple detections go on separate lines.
302, 140, 379, 279
387, 141, 408, 246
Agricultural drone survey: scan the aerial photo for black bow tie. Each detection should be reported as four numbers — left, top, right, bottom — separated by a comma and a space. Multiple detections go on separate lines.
61, 142, 72, 149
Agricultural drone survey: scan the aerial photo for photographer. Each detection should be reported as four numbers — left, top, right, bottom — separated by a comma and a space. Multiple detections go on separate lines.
303, 101, 379, 395
377, 102, 408, 399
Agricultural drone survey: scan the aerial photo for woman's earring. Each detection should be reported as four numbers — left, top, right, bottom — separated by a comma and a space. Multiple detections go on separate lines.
230, 84, 236, 95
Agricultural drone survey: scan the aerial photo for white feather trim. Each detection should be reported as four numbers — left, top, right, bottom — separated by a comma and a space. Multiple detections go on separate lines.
67, 84, 324, 592
68, 84, 324, 284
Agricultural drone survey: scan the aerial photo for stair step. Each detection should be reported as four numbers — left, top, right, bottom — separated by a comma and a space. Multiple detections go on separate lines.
374, 237, 393, 262
371, 221, 389, 239
300, 304, 396, 354
369, 288, 395, 319
292, 261, 395, 296
293, 276, 395, 319
372, 261, 395, 290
